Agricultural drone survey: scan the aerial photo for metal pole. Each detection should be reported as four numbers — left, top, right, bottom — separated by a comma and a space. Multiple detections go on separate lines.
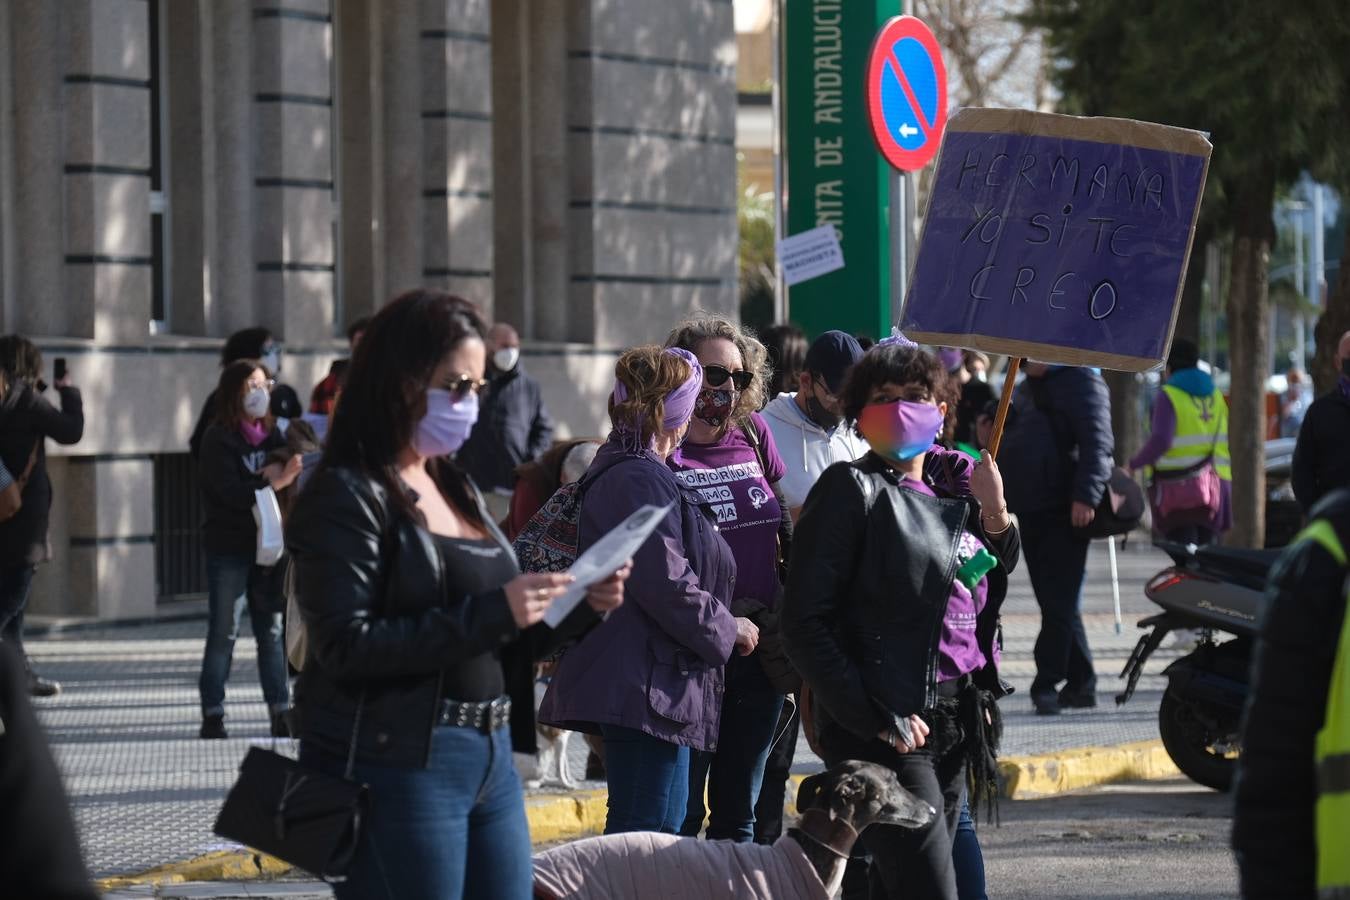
1294, 202, 1306, 368
890, 169, 905, 328
1108, 536, 1123, 634
771, 0, 787, 324
1312, 183, 1326, 307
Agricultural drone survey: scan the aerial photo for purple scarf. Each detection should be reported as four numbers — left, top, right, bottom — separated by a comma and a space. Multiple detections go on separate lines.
1340, 374, 1350, 401
612, 347, 703, 439
239, 419, 268, 448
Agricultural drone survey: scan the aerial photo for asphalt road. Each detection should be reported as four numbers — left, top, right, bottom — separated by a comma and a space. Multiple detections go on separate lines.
981, 778, 1240, 899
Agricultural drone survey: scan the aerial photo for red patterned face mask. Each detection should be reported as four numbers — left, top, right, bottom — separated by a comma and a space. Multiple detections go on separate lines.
694, 388, 736, 428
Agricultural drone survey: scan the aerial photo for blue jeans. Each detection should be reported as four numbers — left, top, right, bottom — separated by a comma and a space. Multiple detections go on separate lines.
953, 795, 987, 900
682, 653, 786, 842
198, 553, 289, 717
300, 725, 532, 900
0, 564, 36, 657
600, 723, 689, 834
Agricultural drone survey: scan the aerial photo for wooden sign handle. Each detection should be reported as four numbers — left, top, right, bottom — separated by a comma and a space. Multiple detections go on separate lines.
986, 357, 1021, 460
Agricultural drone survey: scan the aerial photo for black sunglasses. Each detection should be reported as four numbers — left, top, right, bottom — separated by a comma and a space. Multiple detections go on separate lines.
704, 364, 754, 391
441, 374, 488, 399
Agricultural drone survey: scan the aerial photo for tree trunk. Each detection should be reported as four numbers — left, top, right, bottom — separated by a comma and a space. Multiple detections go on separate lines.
1225, 173, 1275, 549
1105, 371, 1142, 465
1312, 223, 1350, 395
1173, 222, 1213, 344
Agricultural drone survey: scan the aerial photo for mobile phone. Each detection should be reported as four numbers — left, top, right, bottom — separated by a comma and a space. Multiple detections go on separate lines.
54, 358, 67, 383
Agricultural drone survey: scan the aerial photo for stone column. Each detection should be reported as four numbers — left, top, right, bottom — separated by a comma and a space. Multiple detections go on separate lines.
252, 0, 336, 344
422, 0, 495, 311
377, 0, 423, 299
204, 1, 257, 337
568, 0, 739, 348
334, 0, 379, 324
62, 0, 154, 342
9, 0, 67, 336
164, 1, 208, 336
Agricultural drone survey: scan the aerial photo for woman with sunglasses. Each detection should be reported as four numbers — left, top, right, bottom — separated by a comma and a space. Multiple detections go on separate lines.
197, 360, 302, 740
539, 344, 757, 835
661, 316, 793, 844
286, 290, 629, 899
781, 335, 1018, 900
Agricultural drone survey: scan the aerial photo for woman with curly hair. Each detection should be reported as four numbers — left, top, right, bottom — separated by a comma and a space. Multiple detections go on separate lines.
663, 316, 795, 844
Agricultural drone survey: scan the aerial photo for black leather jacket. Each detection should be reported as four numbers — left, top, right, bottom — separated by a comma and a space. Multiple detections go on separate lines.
781, 452, 1020, 745
287, 464, 591, 768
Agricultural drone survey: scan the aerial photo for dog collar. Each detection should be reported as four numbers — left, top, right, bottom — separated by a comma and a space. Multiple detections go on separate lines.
794, 808, 860, 859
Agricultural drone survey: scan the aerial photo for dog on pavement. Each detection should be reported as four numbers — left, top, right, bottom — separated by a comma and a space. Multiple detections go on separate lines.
515, 672, 578, 790
531, 759, 934, 899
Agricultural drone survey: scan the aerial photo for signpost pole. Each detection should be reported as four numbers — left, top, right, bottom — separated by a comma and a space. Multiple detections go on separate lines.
771, 0, 787, 324
890, 169, 905, 326
986, 357, 1021, 459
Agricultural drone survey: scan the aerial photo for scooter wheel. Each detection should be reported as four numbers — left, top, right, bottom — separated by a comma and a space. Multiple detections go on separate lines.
1157, 688, 1237, 792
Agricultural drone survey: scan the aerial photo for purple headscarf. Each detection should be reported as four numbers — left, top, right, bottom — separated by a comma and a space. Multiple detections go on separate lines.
612, 346, 703, 437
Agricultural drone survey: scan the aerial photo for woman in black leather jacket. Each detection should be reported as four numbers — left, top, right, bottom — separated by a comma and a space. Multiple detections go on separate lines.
781, 337, 1020, 900
286, 290, 628, 900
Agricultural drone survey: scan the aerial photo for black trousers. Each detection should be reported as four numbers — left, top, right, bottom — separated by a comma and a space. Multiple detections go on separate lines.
1020, 512, 1095, 697
818, 715, 965, 900
753, 696, 800, 843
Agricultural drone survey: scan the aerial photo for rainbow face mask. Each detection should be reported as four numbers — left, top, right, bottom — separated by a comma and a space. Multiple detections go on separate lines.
858, 399, 944, 462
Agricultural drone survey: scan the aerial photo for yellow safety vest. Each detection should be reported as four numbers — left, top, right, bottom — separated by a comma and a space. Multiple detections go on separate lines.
1156, 385, 1231, 481
1304, 518, 1350, 897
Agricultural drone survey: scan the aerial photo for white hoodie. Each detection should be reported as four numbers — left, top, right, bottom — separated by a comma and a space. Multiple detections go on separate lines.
761, 393, 870, 511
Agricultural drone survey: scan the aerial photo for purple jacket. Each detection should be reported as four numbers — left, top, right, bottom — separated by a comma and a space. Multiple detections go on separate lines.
538, 441, 739, 751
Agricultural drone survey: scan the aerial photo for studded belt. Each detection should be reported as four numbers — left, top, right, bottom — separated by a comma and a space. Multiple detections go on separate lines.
436, 695, 511, 733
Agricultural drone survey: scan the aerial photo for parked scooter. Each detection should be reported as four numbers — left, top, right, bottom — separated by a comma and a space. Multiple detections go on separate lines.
1116, 540, 1281, 791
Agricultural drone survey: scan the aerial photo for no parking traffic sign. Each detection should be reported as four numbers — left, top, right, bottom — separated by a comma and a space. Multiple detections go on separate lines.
866, 16, 948, 172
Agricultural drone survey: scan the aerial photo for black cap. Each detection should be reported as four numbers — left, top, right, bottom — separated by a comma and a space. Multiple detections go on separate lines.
804, 330, 864, 393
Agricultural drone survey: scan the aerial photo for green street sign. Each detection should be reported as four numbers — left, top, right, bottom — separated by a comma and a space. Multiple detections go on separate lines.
783, 0, 901, 342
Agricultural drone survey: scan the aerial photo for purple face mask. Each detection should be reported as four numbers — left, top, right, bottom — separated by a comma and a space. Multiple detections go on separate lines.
857, 398, 944, 462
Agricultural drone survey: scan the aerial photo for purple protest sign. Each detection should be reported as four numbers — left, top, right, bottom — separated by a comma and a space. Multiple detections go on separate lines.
900, 108, 1212, 372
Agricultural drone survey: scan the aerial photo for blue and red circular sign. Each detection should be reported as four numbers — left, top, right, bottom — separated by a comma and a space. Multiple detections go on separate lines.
866, 16, 948, 172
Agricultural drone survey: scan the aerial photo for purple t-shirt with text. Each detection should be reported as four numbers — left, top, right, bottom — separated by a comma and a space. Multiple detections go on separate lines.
670, 413, 786, 609
900, 477, 992, 681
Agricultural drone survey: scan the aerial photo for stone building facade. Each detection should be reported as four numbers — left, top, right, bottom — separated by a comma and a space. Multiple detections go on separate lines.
0, 0, 738, 619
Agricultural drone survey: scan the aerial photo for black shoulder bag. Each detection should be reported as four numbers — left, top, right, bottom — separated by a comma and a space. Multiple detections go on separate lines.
213, 698, 368, 881
213, 489, 398, 881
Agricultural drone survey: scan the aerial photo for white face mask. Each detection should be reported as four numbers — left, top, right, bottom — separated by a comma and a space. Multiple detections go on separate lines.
243, 387, 271, 419
493, 347, 520, 372
260, 347, 281, 377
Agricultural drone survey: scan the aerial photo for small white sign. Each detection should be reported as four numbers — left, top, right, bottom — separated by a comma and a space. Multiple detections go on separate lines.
777, 225, 845, 286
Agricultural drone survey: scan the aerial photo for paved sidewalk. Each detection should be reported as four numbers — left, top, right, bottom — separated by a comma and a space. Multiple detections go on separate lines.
25, 540, 1183, 894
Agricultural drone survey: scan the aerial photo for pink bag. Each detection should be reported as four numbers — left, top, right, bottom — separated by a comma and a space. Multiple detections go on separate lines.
1151, 462, 1221, 529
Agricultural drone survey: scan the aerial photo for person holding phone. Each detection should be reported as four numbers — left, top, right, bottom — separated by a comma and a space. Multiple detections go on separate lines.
0, 335, 83, 698
196, 359, 301, 739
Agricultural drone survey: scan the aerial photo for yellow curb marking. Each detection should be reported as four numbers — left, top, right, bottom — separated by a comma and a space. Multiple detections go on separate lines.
96, 740, 1181, 887
95, 849, 291, 891
999, 739, 1181, 799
